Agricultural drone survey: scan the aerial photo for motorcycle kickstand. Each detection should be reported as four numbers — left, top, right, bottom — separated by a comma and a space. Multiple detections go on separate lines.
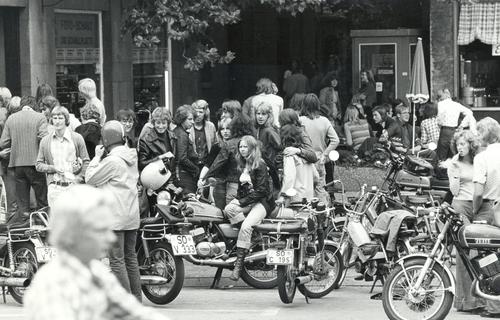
369, 273, 385, 293
210, 267, 224, 289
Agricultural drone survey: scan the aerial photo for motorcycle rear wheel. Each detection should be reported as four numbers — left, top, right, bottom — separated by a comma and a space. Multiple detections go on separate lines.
139, 241, 184, 305
298, 244, 344, 298
241, 262, 277, 289
326, 225, 351, 289
277, 265, 297, 304
382, 258, 453, 320
7, 242, 39, 304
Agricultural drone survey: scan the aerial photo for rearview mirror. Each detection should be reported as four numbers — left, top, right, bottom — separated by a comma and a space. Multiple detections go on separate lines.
328, 150, 340, 162
428, 142, 437, 151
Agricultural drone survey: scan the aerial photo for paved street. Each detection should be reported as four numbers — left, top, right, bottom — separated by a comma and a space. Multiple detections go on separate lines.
0, 269, 477, 320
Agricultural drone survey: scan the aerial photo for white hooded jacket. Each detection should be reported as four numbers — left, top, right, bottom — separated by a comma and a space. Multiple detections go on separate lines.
85, 145, 140, 230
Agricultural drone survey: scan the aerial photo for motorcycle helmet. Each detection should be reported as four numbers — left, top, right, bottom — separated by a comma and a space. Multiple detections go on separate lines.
102, 120, 125, 149
140, 159, 171, 191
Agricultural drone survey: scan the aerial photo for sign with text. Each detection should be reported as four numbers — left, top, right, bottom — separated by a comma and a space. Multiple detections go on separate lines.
55, 13, 99, 48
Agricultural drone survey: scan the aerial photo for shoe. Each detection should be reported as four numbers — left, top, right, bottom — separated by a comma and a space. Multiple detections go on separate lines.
480, 311, 500, 318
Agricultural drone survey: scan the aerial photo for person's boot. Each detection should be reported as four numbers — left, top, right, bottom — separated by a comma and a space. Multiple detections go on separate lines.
230, 247, 247, 281
222, 247, 247, 289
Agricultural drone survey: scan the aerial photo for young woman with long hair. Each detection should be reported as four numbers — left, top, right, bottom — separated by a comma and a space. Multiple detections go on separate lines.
343, 104, 371, 151
224, 135, 274, 287
254, 101, 281, 190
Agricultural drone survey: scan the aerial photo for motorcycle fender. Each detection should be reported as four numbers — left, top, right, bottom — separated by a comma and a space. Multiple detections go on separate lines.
29, 237, 45, 248
396, 254, 455, 296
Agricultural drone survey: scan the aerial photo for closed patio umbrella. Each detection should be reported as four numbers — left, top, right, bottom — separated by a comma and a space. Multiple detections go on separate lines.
406, 37, 429, 153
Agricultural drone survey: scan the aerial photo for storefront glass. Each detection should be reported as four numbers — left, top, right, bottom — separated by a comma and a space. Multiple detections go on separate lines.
54, 11, 102, 117
359, 44, 396, 103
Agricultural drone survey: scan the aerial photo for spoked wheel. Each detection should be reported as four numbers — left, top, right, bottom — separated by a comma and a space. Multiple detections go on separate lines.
240, 241, 277, 289
139, 241, 184, 305
298, 244, 344, 298
326, 224, 351, 289
8, 243, 39, 304
241, 261, 277, 289
382, 258, 453, 320
277, 265, 297, 304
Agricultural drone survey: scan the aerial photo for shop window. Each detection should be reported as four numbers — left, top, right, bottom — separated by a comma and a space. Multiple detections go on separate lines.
359, 43, 396, 103
54, 11, 103, 117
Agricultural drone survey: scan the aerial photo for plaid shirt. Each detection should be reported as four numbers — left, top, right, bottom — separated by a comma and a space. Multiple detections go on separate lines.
420, 118, 440, 145
25, 251, 168, 320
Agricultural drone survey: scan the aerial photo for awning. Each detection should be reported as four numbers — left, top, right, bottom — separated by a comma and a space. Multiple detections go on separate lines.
458, 2, 500, 45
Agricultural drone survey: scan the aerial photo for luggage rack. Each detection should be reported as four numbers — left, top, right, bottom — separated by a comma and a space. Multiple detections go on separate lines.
5, 211, 50, 243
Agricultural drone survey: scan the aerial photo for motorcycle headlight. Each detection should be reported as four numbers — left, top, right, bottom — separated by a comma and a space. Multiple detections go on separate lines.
157, 191, 171, 206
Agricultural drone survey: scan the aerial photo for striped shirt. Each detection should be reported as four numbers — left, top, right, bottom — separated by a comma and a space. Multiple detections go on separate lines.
0, 107, 48, 167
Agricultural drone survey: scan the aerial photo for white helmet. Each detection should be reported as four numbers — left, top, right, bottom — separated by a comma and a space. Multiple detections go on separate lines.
140, 159, 171, 191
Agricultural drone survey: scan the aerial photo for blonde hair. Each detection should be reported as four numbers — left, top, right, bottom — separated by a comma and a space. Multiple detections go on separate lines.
236, 135, 262, 171
78, 78, 97, 100
254, 101, 274, 128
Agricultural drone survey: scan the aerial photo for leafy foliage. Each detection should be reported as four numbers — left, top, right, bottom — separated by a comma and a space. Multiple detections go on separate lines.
122, 0, 325, 70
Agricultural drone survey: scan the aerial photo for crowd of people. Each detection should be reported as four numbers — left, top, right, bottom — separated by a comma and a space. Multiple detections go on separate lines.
0, 68, 499, 317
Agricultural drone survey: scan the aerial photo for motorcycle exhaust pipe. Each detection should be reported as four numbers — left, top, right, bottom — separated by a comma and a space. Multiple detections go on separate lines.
472, 280, 500, 301
295, 275, 314, 285
141, 275, 169, 286
184, 250, 268, 267
0, 277, 30, 287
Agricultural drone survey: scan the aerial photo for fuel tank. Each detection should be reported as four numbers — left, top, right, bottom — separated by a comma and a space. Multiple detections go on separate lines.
395, 170, 431, 189
459, 224, 500, 249
185, 201, 225, 223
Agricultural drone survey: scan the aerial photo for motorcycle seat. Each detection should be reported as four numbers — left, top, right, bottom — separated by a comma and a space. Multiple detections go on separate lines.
459, 223, 500, 249
254, 220, 307, 234
405, 155, 434, 171
140, 216, 163, 227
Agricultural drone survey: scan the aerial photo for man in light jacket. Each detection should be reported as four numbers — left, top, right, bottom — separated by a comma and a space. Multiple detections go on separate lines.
85, 120, 141, 301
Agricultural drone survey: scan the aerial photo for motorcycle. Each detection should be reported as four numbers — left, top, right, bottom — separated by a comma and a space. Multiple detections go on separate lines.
136, 154, 277, 305
0, 209, 52, 304
381, 204, 500, 320
329, 179, 418, 295
379, 142, 450, 207
254, 189, 343, 304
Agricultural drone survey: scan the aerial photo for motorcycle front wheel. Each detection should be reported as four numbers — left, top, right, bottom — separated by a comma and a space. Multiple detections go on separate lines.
277, 265, 297, 304
138, 241, 184, 305
298, 243, 344, 298
382, 258, 453, 320
7, 242, 39, 304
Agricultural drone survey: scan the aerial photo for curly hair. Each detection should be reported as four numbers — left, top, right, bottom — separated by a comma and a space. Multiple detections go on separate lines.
236, 135, 262, 172
451, 130, 480, 160
80, 103, 101, 121
229, 113, 255, 138
116, 109, 136, 123
477, 117, 500, 145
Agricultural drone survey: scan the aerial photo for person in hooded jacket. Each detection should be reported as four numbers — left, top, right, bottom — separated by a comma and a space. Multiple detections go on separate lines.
85, 120, 142, 301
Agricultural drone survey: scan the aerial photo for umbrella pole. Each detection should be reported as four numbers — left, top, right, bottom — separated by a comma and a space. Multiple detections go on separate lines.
412, 102, 416, 154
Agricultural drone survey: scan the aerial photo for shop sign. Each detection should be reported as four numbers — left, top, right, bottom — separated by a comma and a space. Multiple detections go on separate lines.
55, 13, 98, 48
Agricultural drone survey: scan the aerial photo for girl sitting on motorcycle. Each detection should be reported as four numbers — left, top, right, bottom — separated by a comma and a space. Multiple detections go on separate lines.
224, 135, 275, 287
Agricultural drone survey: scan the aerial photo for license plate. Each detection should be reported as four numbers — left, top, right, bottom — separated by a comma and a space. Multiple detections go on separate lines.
170, 235, 197, 256
35, 246, 57, 263
266, 249, 294, 265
